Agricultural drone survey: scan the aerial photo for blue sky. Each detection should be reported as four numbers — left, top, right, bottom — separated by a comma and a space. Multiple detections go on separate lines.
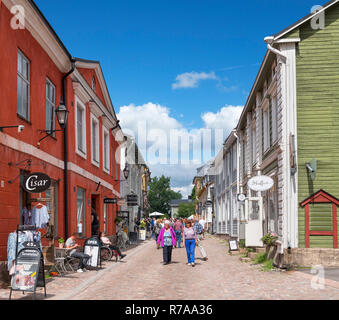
35, 0, 320, 196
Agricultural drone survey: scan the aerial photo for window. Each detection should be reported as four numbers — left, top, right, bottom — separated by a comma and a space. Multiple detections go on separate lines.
91, 114, 99, 166
103, 127, 110, 173
271, 96, 278, 143
17, 50, 30, 120
76, 187, 86, 236
46, 79, 56, 135
75, 98, 86, 157
252, 126, 256, 165
263, 104, 270, 152
92, 76, 96, 92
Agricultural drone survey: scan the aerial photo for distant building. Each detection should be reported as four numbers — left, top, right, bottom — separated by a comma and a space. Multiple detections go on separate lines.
170, 197, 192, 218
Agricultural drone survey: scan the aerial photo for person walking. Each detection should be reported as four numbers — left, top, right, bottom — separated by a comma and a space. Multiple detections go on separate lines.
174, 218, 183, 248
154, 219, 162, 246
183, 220, 197, 267
157, 220, 176, 265
193, 219, 208, 261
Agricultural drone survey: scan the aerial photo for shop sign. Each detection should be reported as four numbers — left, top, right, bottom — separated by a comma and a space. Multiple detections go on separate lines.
11, 248, 42, 292
127, 194, 138, 206
237, 194, 246, 202
22, 172, 51, 194
84, 237, 101, 268
228, 240, 239, 252
104, 198, 117, 204
248, 175, 274, 192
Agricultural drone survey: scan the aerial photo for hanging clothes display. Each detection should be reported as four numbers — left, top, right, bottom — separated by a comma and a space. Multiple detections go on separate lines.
32, 204, 50, 229
22, 207, 33, 225
7, 230, 41, 272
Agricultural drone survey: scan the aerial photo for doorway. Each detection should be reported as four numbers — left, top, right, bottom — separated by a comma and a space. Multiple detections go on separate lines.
91, 194, 99, 236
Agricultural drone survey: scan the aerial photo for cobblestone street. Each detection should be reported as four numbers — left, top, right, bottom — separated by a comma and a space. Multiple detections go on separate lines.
2, 235, 339, 300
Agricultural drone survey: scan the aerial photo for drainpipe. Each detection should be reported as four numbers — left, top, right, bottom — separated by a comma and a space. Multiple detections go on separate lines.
62, 60, 76, 239
232, 130, 240, 239
264, 36, 288, 257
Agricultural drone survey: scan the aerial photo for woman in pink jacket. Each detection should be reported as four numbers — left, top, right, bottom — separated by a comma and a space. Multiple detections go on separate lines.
157, 220, 176, 265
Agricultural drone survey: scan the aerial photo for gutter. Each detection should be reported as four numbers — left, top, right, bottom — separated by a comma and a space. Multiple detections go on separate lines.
62, 59, 76, 240
232, 130, 240, 239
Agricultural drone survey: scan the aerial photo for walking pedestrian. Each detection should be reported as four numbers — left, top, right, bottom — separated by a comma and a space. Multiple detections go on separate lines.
193, 219, 208, 261
183, 220, 197, 267
174, 218, 183, 248
154, 219, 162, 247
157, 220, 176, 265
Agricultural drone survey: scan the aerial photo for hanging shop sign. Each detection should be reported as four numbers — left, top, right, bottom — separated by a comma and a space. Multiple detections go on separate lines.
248, 175, 274, 192
22, 172, 51, 194
104, 198, 117, 204
84, 237, 101, 268
237, 194, 246, 202
127, 194, 138, 206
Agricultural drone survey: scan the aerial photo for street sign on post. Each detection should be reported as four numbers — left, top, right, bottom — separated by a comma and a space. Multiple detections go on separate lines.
127, 194, 138, 206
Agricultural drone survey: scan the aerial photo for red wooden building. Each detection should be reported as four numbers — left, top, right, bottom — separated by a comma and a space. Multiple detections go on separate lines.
0, 0, 123, 264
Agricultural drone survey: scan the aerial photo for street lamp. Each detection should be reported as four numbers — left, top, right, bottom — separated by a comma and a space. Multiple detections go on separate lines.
38, 103, 69, 146
55, 104, 69, 129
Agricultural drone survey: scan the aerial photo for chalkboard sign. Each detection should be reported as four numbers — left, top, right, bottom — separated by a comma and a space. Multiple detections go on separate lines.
228, 239, 239, 252
84, 237, 101, 268
10, 247, 46, 300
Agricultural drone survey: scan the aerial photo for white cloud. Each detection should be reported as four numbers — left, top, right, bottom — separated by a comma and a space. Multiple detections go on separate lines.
202, 105, 243, 131
172, 184, 194, 199
172, 71, 218, 89
117, 103, 243, 196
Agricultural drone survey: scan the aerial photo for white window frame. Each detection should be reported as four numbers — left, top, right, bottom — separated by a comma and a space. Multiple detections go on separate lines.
75, 96, 87, 159
46, 78, 56, 136
90, 113, 100, 167
251, 124, 256, 165
102, 126, 110, 174
271, 95, 278, 144
17, 50, 30, 120
92, 76, 96, 92
262, 100, 270, 153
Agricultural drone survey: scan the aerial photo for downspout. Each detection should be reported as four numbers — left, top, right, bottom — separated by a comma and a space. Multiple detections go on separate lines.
265, 36, 287, 257
232, 130, 240, 239
62, 60, 76, 240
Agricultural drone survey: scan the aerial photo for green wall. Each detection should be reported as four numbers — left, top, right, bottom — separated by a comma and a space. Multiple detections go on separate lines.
291, 5, 339, 247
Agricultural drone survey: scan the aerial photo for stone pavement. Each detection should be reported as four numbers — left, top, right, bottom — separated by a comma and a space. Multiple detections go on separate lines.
1, 235, 339, 300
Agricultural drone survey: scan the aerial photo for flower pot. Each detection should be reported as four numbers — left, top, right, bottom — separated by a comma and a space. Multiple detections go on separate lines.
58, 243, 64, 248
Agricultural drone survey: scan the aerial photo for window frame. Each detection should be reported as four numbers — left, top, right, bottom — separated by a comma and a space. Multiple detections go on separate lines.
75, 96, 87, 158
271, 95, 278, 144
262, 100, 270, 153
102, 126, 110, 174
76, 187, 86, 237
90, 113, 100, 167
17, 49, 30, 121
46, 78, 56, 136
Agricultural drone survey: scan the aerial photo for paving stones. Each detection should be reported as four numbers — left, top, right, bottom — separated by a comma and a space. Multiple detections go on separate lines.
1, 236, 339, 300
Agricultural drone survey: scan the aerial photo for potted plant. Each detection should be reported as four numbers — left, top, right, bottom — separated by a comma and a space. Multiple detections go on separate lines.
58, 238, 65, 248
139, 219, 147, 241
261, 232, 278, 256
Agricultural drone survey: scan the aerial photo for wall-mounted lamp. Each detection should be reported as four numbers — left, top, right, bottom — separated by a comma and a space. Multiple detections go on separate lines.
0, 125, 24, 133
306, 159, 317, 181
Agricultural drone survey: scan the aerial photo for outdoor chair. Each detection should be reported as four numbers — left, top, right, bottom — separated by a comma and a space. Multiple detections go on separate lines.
53, 248, 68, 276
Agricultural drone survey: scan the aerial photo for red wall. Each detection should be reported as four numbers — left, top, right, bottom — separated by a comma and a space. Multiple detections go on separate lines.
0, 3, 121, 261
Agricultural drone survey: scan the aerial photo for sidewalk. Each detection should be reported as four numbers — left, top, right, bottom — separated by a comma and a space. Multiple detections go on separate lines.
0, 239, 150, 301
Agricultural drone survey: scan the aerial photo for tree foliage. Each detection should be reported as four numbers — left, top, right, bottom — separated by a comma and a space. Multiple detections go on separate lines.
177, 202, 196, 219
148, 175, 182, 215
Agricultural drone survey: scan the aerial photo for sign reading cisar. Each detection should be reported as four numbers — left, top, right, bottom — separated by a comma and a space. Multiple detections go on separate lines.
22, 172, 51, 194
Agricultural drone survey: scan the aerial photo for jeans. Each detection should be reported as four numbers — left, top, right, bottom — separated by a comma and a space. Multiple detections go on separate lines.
163, 245, 173, 263
185, 239, 196, 263
71, 252, 90, 269
175, 230, 182, 248
107, 245, 123, 256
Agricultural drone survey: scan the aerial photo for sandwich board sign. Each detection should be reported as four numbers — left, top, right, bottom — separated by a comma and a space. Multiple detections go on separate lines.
9, 246, 46, 300
84, 237, 101, 268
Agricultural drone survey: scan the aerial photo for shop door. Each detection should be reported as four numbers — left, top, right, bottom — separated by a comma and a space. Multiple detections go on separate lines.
245, 192, 263, 247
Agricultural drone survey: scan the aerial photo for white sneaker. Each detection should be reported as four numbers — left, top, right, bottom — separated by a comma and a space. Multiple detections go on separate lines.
77, 269, 84, 273
191, 263, 195, 267
82, 268, 88, 272
187, 263, 191, 266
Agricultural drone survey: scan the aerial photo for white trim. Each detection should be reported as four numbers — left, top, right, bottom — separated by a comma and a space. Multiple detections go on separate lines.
275, 38, 301, 43
3, 0, 71, 72
0, 131, 120, 197
90, 113, 100, 167
73, 82, 91, 104
75, 95, 87, 159
102, 126, 110, 174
